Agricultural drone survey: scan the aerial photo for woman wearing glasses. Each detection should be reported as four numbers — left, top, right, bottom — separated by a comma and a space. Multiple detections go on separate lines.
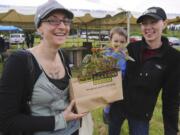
0, 0, 85, 135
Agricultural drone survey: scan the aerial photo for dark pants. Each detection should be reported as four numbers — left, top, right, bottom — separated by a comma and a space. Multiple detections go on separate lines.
108, 102, 149, 135
71, 130, 79, 135
0, 52, 5, 62
0, 131, 78, 135
108, 113, 149, 135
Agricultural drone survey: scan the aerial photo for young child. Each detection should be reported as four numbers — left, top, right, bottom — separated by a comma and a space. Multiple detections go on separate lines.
103, 27, 128, 124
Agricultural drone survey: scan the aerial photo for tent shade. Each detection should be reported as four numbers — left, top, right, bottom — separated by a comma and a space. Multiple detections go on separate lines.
73, 13, 95, 24
167, 16, 180, 24
0, 9, 34, 23
86, 12, 137, 28
0, 9, 179, 31
0, 9, 35, 30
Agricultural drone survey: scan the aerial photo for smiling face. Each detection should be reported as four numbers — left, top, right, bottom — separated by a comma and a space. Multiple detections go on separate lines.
38, 11, 71, 47
111, 33, 127, 50
140, 16, 166, 44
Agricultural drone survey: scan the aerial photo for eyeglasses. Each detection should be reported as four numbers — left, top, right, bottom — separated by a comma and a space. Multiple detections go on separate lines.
42, 19, 72, 26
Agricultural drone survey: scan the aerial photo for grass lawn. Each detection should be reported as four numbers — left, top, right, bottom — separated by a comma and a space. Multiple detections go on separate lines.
91, 96, 163, 135
173, 45, 180, 51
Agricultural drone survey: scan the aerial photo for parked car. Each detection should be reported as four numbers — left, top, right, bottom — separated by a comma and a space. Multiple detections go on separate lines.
80, 34, 87, 39
168, 37, 180, 46
88, 35, 99, 40
103, 35, 110, 41
130, 35, 141, 43
9, 33, 25, 44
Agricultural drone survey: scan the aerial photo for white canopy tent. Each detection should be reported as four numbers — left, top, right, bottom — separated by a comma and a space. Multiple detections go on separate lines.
98, 0, 180, 17
0, 0, 179, 43
0, 0, 118, 17
0, 0, 180, 18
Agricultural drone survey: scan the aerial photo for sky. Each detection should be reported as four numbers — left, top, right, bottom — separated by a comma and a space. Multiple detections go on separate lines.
0, 0, 180, 18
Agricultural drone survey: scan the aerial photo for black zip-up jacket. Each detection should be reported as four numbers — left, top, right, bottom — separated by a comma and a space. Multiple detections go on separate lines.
123, 36, 180, 134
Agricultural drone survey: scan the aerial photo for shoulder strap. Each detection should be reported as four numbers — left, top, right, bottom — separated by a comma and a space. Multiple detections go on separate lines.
17, 50, 37, 102
59, 49, 72, 78
26, 51, 36, 101
23, 49, 71, 102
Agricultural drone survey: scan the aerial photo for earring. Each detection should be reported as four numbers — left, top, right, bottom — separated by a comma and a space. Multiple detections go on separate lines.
37, 31, 43, 39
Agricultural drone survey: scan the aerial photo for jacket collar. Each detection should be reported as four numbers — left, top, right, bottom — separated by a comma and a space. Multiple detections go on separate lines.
141, 36, 170, 58
142, 36, 169, 48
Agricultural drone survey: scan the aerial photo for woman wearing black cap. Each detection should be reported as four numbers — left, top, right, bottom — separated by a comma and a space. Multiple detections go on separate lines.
0, 0, 85, 135
108, 7, 180, 135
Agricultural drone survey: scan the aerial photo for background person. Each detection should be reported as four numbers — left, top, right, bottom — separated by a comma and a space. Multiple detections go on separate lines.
0, 0, 85, 135
25, 32, 31, 48
30, 33, 35, 48
109, 7, 180, 135
0, 35, 6, 62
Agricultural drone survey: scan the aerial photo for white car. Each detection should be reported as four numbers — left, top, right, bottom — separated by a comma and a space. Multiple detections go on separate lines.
80, 34, 87, 39
168, 37, 180, 46
88, 35, 99, 40
130, 35, 142, 43
9, 33, 25, 44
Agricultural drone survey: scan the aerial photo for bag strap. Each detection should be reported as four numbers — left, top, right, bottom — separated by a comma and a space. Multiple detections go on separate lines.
58, 49, 72, 78
22, 49, 71, 102
25, 51, 36, 102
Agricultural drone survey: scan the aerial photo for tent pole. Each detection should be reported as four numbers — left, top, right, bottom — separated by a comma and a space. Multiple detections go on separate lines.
127, 11, 131, 44
85, 24, 88, 42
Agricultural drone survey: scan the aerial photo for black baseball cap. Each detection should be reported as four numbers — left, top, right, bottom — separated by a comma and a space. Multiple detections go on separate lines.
137, 7, 167, 23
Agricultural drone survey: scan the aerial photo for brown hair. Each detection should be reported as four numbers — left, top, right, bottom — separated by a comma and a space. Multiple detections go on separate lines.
110, 27, 127, 41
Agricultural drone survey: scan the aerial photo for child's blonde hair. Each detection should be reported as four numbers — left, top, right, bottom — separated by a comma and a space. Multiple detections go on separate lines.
110, 27, 127, 41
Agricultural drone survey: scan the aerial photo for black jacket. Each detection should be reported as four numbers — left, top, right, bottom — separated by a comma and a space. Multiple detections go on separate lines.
122, 36, 180, 133
124, 37, 180, 131
0, 49, 71, 135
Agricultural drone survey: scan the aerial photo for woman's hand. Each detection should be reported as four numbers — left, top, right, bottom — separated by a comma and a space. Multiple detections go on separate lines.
63, 100, 86, 121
